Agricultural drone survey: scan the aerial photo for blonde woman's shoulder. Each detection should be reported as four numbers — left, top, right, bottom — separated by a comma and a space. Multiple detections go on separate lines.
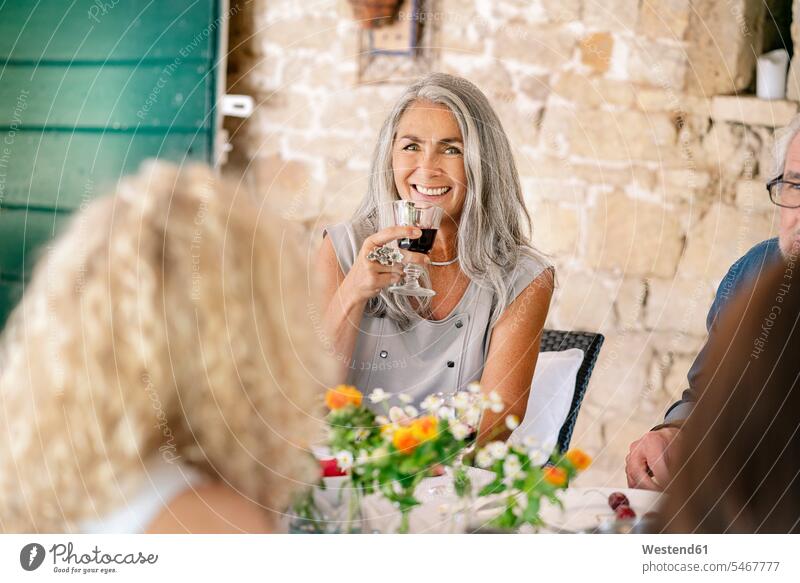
145, 482, 272, 534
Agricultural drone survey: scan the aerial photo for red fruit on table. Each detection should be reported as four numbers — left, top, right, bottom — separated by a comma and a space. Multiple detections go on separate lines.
615, 505, 637, 520
608, 491, 630, 510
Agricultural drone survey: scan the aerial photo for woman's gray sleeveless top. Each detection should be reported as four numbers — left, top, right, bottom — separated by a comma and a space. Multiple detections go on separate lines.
325, 220, 549, 403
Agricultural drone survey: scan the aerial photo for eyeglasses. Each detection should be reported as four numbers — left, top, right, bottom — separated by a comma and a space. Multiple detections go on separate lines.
767, 174, 800, 208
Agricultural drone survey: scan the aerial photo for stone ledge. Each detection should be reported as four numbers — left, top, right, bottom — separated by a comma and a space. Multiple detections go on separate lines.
710, 95, 799, 128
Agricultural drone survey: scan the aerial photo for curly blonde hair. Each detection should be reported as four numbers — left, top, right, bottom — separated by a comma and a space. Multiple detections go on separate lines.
0, 161, 330, 532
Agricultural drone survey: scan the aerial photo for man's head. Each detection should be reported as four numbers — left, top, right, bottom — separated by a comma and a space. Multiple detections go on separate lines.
772, 116, 800, 256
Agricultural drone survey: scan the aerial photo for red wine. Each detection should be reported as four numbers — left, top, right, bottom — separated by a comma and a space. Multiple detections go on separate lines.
398, 228, 437, 254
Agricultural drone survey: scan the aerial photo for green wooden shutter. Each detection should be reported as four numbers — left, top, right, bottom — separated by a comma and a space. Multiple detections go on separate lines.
0, 0, 222, 328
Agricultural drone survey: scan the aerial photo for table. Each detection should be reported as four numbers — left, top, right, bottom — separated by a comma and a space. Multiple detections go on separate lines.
309, 467, 661, 533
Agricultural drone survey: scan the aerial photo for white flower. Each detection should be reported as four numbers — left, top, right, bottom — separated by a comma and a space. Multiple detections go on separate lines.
540, 438, 557, 455
502, 456, 525, 484
449, 421, 471, 441
397, 393, 413, 404
475, 448, 494, 469
370, 446, 388, 461
512, 503, 524, 517
452, 392, 471, 411
375, 415, 389, 426
392, 481, 405, 495
420, 394, 443, 412
389, 406, 410, 425
354, 450, 369, 475
467, 382, 481, 394
505, 414, 520, 431
354, 428, 370, 441
436, 406, 455, 421
463, 405, 482, 428
522, 435, 539, 449
527, 447, 549, 466
487, 440, 508, 460
488, 391, 504, 414
403, 405, 419, 418
368, 388, 390, 404
335, 450, 353, 471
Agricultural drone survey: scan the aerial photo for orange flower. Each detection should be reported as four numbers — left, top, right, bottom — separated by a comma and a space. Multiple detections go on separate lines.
565, 449, 592, 471
410, 416, 438, 442
543, 466, 568, 487
392, 426, 420, 454
325, 385, 362, 410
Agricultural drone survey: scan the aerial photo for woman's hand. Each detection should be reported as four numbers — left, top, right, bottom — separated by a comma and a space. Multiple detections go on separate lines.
341, 226, 431, 304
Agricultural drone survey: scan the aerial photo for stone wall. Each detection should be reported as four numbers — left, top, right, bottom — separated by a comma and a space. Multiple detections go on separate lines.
226, 0, 794, 485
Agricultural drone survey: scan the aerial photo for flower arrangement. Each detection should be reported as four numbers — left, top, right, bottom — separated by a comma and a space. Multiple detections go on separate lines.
474, 439, 591, 531
318, 384, 591, 533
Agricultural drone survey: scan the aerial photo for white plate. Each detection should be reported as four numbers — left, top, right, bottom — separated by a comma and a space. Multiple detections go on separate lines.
538, 487, 662, 532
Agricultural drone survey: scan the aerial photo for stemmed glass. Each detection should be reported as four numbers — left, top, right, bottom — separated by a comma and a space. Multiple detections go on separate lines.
388, 200, 444, 297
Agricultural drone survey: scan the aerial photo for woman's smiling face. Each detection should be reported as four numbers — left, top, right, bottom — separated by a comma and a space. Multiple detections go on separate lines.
391, 100, 468, 223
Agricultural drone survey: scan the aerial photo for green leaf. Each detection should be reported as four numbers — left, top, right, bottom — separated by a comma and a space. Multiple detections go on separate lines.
479, 481, 507, 496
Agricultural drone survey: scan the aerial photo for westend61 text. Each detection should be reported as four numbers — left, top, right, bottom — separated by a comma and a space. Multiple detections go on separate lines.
642, 544, 708, 555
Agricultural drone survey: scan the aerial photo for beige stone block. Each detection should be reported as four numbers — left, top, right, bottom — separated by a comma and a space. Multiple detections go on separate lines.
627, 40, 687, 91
528, 200, 581, 256
573, 162, 655, 192
550, 270, 616, 333
583, 331, 652, 415
520, 154, 572, 181
639, 0, 690, 40
701, 122, 763, 182
552, 72, 635, 108
735, 179, 780, 214
569, 109, 678, 162
494, 26, 576, 69
684, 0, 766, 95
519, 73, 551, 102
254, 89, 317, 131
586, 191, 685, 277
644, 277, 714, 336
579, 32, 613, 74
679, 202, 778, 282
635, 89, 711, 117
538, 106, 574, 151
710, 95, 799, 128
539, 0, 582, 23
582, 0, 638, 32
470, 62, 516, 105
614, 277, 647, 330
494, 101, 539, 153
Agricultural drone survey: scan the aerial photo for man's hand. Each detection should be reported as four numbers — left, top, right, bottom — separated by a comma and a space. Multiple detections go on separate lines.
625, 426, 681, 491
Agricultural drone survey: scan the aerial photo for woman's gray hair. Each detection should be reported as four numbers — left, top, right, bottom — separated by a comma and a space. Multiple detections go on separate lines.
352, 72, 548, 330
772, 113, 800, 179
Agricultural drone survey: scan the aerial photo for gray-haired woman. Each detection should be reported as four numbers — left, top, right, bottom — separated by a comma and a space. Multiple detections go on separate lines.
317, 73, 553, 440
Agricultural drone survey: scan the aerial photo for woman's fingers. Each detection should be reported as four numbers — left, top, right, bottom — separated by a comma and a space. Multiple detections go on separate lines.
365, 226, 422, 248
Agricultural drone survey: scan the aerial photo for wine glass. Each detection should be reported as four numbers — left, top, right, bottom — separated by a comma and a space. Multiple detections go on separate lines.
388, 200, 443, 297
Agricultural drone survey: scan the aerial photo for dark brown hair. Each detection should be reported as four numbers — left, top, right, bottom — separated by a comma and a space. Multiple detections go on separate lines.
658, 253, 800, 533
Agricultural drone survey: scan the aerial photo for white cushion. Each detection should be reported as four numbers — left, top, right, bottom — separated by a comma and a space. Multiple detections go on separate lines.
509, 348, 584, 449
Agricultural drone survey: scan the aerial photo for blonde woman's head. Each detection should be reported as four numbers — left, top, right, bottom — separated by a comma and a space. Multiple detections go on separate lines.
0, 161, 329, 532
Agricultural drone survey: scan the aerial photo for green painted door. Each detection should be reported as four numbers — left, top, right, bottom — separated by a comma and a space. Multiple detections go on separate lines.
0, 0, 222, 328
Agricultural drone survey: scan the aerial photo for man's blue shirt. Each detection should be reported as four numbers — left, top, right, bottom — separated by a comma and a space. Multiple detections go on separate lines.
664, 238, 783, 423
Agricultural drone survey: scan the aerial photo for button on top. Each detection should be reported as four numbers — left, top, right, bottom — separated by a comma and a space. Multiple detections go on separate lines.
446, 360, 455, 368
379, 350, 388, 359
455, 320, 463, 329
